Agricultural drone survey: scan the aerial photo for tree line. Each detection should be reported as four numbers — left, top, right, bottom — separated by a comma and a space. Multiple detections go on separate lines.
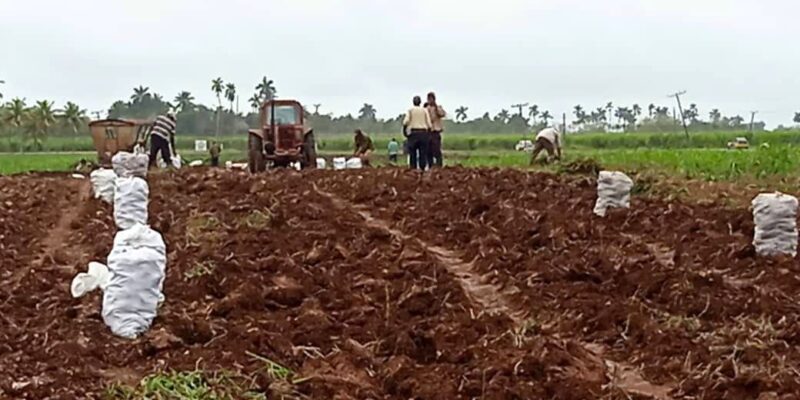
1, 77, 798, 150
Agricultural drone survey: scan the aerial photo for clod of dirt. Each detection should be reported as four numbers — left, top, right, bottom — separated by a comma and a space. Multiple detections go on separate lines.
172, 318, 214, 345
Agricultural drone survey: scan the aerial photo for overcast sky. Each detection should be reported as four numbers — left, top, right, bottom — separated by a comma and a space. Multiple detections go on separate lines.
1, 0, 799, 126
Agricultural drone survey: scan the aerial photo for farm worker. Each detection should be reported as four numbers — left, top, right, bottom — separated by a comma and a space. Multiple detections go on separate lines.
353, 129, 375, 166
403, 95, 432, 170
387, 138, 400, 164
530, 126, 562, 164
148, 112, 177, 168
425, 92, 446, 168
209, 141, 221, 167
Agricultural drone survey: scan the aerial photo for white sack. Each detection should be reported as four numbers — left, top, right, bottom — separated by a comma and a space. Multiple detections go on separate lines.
111, 152, 149, 178
316, 158, 327, 169
346, 157, 363, 169
114, 177, 149, 230
593, 171, 634, 217
90, 169, 117, 204
752, 192, 798, 257
156, 154, 182, 169
102, 224, 167, 339
71, 262, 111, 298
333, 157, 347, 170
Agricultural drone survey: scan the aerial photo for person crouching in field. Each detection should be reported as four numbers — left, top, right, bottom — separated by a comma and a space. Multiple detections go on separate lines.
354, 129, 375, 166
530, 126, 562, 164
148, 112, 177, 168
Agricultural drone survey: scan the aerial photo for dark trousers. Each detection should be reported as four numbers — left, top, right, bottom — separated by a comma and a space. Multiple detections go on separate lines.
149, 135, 172, 167
407, 130, 430, 170
428, 130, 443, 168
210, 156, 220, 167
389, 154, 398, 163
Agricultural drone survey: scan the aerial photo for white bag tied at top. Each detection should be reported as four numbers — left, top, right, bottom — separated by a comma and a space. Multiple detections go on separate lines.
102, 224, 167, 339
89, 169, 117, 204
752, 192, 798, 257
114, 177, 149, 230
333, 157, 347, 170
316, 158, 327, 169
70, 262, 111, 298
346, 158, 363, 169
112, 151, 149, 178
593, 171, 634, 217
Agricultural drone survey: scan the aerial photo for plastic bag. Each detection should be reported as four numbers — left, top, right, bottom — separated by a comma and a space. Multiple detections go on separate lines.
346, 158, 363, 169
102, 224, 167, 339
112, 152, 149, 178
752, 192, 798, 257
593, 171, 633, 217
89, 169, 117, 204
316, 158, 327, 169
333, 157, 347, 170
114, 177, 149, 230
71, 262, 111, 298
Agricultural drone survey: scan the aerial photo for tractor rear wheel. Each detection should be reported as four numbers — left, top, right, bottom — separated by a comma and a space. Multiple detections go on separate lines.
248, 134, 266, 173
302, 132, 317, 169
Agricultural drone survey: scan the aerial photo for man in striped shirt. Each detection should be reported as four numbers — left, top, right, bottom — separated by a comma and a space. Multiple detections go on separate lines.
148, 112, 177, 168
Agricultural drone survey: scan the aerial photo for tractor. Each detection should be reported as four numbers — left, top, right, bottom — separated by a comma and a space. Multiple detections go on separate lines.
248, 99, 317, 172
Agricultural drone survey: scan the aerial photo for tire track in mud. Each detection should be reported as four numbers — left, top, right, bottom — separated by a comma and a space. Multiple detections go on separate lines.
314, 182, 675, 400
10, 178, 91, 286
315, 185, 528, 325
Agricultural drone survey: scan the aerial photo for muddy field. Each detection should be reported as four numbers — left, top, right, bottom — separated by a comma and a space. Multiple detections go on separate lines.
1, 168, 799, 399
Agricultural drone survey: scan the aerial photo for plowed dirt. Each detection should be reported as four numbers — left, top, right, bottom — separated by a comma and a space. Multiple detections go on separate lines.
1, 168, 799, 399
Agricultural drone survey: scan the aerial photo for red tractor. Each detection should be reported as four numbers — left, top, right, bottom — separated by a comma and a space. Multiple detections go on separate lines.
248, 99, 317, 172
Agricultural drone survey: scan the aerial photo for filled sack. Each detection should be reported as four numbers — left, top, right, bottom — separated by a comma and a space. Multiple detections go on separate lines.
102, 224, 167, 339
752, 192, 798, 257
333, 157, 347, 170
593, 171, 634, 217
114, 177, 149, 230
89, 169, 117, 204
346, 157, 363, 169
112, 151, 149, 178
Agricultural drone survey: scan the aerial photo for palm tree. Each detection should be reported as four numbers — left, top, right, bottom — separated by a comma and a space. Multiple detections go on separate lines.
313, 104, 322, 115
248, 94, 261, 112
528, 105, 539, 124
358, 103, 377, 120
573, 105, 585, 124
130, 86, 149, 103
648, 104, 656, 118
211, 78, 224, 137
60, 102, 87, 134
605, 102, 613, 124
595, 107, 607, 122
255, 77, 276, 101
225, 83, 236, 112
3, 98, 27, 130
26, 100, 56, 150
632, 104, 642, 118
794, 112, 800, 124
496, 109, 511, 123
709, 109, 722, 125
0, 79, 5, 100
174, 91, 195, 113
455, 106, 468, 122
540, 110, 553, 125
686, 104, 700, 123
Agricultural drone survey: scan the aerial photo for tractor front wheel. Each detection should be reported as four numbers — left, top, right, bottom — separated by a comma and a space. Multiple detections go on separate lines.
248, 134, 266, 173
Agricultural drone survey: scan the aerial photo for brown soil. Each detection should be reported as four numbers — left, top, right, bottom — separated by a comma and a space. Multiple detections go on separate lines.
1, 168, 799, 399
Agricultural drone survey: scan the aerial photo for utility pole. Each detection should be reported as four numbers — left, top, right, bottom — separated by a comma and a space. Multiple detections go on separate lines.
668, 91, 689, 139
510, 103, 529, 118
91, 110, 103, 120
749, 111, 758, 133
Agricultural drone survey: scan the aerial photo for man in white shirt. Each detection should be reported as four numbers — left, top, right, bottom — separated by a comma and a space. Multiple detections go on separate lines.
403, 96, 432, 170
530, 126, 562, 164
